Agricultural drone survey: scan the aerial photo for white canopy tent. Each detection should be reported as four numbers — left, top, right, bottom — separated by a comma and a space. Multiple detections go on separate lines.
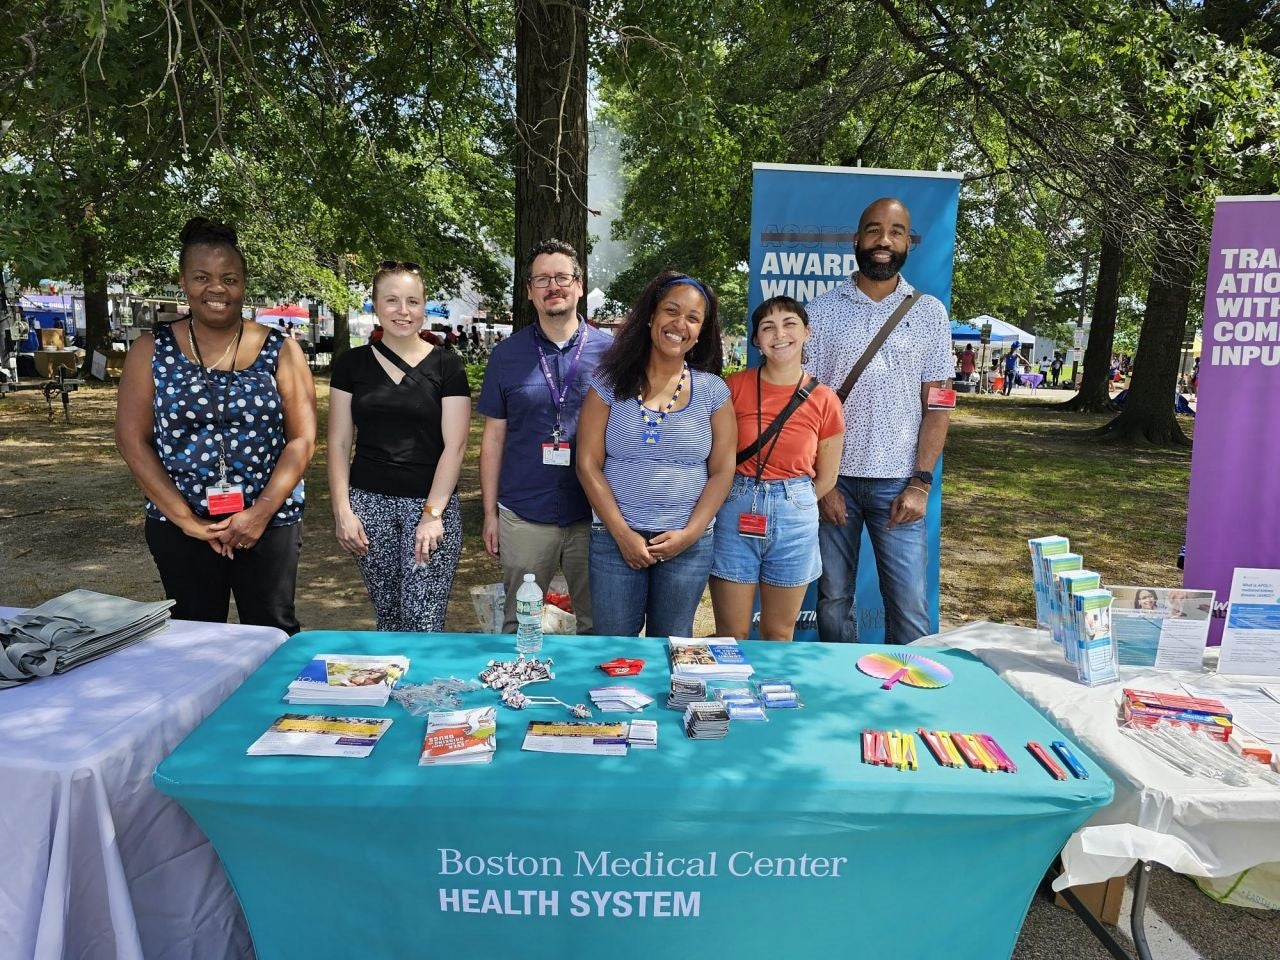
966, 314, 1036, 352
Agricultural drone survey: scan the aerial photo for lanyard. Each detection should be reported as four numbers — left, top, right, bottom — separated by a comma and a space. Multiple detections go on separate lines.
752, 369, 807, 488
533, 323, 588, 444
189, 320, 244, 483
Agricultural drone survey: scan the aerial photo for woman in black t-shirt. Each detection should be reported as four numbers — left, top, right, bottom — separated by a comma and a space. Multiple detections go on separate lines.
328, 261, 472, 631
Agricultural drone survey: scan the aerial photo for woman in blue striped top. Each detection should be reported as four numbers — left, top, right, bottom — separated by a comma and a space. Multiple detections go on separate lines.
576, 271, 737, 637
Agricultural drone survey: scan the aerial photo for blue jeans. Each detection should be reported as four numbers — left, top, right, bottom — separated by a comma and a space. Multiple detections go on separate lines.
817, 476, 929, 645
589, 526, 714, 638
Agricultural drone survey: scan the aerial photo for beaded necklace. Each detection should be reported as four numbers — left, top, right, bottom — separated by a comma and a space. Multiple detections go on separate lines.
637, 362, 688, 444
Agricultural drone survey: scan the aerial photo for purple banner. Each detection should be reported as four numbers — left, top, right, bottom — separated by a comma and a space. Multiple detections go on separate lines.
1184, 196, 1280, 645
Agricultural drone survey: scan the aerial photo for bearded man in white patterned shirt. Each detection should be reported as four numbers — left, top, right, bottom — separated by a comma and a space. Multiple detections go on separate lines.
804, 197, 953, 645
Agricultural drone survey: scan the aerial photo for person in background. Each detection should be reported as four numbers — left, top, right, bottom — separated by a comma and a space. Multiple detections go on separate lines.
959, 344, 976, 382
576, 271, 736, 638
710, 296, 844, 641
328, 260, 471, 631
1002, 343, 1020, 396
478, 239, 610, 633
115, 216, 316, 634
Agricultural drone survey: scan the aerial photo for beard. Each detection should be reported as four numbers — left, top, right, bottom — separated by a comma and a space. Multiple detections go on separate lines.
855, 246, 908, 282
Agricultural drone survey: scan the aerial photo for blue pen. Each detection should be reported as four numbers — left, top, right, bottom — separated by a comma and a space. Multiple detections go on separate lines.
1051, 740, 1089, 779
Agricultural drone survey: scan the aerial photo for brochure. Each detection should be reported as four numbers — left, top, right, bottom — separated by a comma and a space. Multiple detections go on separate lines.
1028, 535, 1070, 629
246, 714, 393, 758
286, 654, 410, 707
419, 707, 497, 765
667, 636, 754, 681
521, 720, 630, 756
1218, 568, 1280, 677
1072, 588, 1119, 686
1108, 586, 1215, 670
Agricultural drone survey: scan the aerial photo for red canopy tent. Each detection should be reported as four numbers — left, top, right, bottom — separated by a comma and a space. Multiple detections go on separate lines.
256, 304, 309, 321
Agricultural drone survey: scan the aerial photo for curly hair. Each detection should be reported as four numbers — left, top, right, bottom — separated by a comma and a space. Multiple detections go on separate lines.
178, 216, 246, 273
596, 270, 722, 400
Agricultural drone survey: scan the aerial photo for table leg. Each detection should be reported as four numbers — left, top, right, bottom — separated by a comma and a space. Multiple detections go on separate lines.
1059, 886, 1135, 960
1058, 861, 1154, 960
1130, 861, 1154, 960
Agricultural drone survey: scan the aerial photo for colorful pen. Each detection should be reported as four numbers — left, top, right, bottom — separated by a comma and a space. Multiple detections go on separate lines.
1052, 741, 1089, 779
1027, 741, 1068, 780
978, 733, 1018, 773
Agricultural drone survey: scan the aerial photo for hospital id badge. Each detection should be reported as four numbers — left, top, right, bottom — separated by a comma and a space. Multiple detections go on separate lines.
207, 482, 245, 515
542, 443, 571, 467
738, 513, 767, 538
927, 386, 957, 410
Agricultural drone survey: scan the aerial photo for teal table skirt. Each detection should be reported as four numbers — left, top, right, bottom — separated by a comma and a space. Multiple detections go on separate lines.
154, 631, 1113, 960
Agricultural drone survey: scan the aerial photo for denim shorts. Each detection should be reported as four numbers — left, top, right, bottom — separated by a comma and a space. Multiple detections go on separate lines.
710, 475, 821, 588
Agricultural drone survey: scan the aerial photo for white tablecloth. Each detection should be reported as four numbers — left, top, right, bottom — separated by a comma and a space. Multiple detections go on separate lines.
915, 622, 1280, 889
0, 608, 286, 960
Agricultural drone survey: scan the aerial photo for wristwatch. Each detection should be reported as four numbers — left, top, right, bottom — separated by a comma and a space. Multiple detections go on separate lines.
423, 503, 444, 520
910, 470, 933, 487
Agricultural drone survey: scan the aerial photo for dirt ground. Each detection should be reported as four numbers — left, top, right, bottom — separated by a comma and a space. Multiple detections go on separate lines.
0, 376, 1191, 634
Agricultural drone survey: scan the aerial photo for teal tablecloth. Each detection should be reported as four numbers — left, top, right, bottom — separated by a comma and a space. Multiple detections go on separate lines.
155, 632, 1112, 960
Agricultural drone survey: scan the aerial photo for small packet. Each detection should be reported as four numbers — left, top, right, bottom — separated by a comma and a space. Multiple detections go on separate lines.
710, 684, 768, 721
754, 677, 803, 709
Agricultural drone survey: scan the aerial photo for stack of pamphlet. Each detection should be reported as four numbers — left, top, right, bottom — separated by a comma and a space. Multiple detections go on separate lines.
589, 685, 654, 712
683, 701, 730, 740
521, 721, 630, 755
285, 654, 410, 707
627, 719, 658, 749
667, 636, 754, 682
246, 714, 393, 758
419, 706, 497, 765
667, 676, 706, 710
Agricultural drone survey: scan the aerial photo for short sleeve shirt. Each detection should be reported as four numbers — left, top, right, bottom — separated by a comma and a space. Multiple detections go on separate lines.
330, 344, 471, 499
727, 370, 844, 480
805, 275, 952, 478
475, 321, 612, 526
590, 369, 730, 531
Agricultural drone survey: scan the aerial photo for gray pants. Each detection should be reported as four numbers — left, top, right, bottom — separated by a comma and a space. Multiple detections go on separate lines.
498, 510, 592, 634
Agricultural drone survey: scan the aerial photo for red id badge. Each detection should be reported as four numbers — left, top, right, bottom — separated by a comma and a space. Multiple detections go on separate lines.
207, 483, 246, 516
927, 386, 957, 410
738, 513, 767, 538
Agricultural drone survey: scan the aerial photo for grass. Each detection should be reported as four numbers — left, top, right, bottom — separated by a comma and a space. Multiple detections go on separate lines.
0, 378, 1195, 634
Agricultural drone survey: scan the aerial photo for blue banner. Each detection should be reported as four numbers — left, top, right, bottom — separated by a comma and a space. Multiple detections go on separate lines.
748, 164, 961, 642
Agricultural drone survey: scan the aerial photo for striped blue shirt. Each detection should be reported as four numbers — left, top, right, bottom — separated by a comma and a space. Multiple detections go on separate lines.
591, 369, 730, 531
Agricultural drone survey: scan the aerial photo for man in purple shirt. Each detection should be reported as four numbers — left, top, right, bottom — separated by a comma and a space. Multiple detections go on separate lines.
477, 240, 612, 632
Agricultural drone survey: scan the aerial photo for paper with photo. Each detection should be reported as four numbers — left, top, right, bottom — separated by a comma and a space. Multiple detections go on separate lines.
1108, 586, 1214, 670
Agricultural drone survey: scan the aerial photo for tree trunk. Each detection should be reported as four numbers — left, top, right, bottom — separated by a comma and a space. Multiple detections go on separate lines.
80, 230, 110, 376
1058, 232, 1123, 413
332, 258, 350, 362
513, 0, 589, 331
1094, 220, 1192, 446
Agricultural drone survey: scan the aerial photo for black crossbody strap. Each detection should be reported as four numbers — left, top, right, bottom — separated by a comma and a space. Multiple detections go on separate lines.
735, 375, 820, 466
836, 292, 917, 403
372, 339, 437, 387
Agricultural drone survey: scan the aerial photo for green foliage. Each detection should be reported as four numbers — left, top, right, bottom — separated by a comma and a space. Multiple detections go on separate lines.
0, 1, 515, 313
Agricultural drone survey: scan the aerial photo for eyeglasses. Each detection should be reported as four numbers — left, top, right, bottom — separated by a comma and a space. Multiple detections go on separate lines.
529, 273, 579, 289
376, 260, 421, 273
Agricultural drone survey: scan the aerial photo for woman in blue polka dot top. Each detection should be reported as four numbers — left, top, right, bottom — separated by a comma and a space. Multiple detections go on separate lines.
115, 217, 317, 634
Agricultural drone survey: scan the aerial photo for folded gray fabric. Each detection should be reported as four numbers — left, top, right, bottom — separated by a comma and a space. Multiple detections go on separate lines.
0, 590, 174, 688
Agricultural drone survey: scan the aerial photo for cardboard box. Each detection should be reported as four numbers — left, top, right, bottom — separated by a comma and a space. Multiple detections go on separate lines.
1054, 875, 1126, 926
39, 327, 67, 349
34, 349, 82, 378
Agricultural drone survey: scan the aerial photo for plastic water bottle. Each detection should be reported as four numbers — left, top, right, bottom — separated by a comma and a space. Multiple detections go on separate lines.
515, 573, 544, 656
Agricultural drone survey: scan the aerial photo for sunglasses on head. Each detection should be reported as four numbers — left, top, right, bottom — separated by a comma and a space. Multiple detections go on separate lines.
376, 260, 421, 273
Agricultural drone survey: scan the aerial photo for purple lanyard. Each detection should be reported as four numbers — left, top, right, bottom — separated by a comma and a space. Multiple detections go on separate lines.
534, 323, 589, 441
